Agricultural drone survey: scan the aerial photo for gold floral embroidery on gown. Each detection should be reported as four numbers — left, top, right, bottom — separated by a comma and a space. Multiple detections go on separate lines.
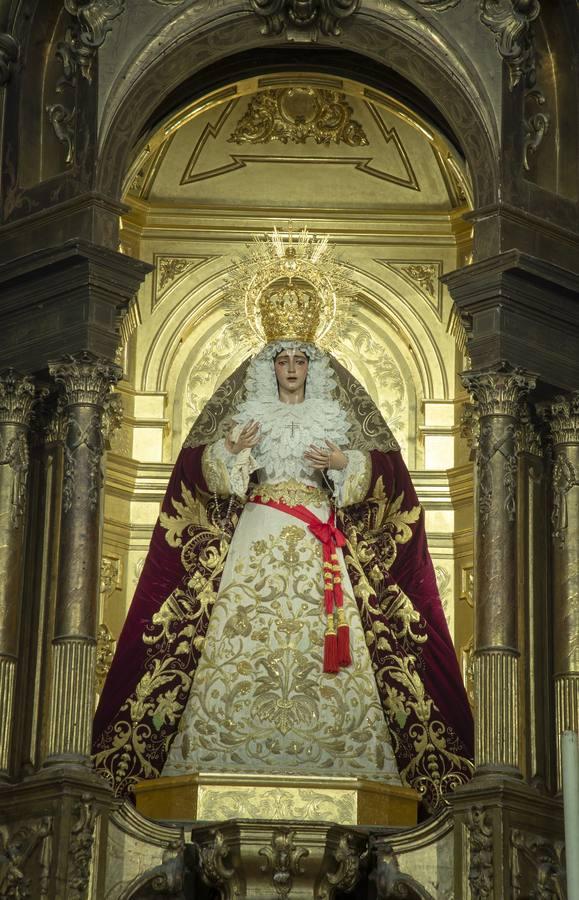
163, 502, 399, 778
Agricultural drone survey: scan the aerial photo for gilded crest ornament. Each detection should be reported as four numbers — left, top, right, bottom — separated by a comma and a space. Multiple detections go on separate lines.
249, 0, 360, 38
229, 88, 368, 147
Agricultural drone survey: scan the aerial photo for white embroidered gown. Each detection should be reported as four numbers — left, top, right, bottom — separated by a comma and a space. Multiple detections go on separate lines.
162, 396, 400, 783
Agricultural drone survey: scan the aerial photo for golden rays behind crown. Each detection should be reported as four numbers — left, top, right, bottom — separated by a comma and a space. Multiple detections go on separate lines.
225, 224, 354, 347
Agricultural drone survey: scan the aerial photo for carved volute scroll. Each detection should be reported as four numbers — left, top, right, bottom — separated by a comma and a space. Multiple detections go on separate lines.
370, 841, 435, 900
259, 828, 309, 898
466, 806, 494, 900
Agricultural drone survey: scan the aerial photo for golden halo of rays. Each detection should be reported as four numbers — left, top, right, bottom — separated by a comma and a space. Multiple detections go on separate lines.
224, 223, 356, 350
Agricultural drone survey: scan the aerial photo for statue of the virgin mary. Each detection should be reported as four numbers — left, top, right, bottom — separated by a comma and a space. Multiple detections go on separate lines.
93, 230, 474, 815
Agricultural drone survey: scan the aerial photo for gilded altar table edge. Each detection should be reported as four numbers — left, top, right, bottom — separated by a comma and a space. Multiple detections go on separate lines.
133, 771, 418, 827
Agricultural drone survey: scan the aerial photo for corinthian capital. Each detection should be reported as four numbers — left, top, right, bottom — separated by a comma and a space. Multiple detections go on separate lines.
0, 371, 36, 426
49, 351, 122, 407
547, 393, 579, 446
461, 365, 536, 418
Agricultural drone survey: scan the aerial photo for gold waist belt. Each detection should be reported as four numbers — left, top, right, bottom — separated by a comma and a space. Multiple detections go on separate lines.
249, 480, 330, 507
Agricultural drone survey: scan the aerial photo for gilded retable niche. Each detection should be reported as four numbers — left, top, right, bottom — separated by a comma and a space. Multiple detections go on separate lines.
0, 1, 578, 898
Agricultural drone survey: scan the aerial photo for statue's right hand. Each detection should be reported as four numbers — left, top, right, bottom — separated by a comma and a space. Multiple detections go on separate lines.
225, 420, 260, 455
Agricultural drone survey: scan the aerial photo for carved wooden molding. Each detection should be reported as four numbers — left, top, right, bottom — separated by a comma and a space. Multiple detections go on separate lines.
249, 0, 360, 39
0, 33, 18, 86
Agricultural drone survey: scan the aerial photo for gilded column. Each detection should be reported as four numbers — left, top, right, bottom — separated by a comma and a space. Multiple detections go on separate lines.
0, 371, 37, 778
547, 393, 579, 791
44, 351, 121, 766
462, 367, 535, 776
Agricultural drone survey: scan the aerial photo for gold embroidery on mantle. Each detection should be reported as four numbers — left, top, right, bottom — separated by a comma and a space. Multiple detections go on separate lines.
340, 479, 473, 811
93, 484, 239, 794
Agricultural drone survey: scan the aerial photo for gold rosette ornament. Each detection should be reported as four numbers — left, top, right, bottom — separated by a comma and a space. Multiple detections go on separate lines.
225, 224, 355, 348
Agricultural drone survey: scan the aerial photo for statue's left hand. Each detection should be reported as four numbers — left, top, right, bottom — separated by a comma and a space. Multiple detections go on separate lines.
305, 440, 347, 471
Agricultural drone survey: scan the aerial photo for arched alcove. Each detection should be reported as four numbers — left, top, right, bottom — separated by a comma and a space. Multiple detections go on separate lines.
99, 67, 475, 689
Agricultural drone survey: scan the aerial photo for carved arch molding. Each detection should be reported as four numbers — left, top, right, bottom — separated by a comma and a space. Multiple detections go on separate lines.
2, 1, 543, 200
92, 14, 498, 209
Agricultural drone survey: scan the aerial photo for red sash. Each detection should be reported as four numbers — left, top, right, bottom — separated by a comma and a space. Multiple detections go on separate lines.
251, 497, 351, 674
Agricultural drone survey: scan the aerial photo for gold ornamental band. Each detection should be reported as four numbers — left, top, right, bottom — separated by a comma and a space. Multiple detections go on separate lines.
250, 479, 330, 507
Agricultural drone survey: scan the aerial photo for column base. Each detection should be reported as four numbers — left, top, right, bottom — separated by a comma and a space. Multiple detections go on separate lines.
134, 772, 418, 827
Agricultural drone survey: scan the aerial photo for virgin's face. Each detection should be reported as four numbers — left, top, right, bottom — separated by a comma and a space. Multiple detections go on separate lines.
274, 350, 309, 397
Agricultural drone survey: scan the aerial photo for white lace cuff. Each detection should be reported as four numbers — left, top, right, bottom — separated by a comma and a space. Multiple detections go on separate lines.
202, 435, 257, 498
331, 449, 372, 507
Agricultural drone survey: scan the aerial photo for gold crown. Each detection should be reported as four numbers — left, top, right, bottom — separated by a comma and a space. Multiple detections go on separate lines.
258, 276, 321, 342
224, 224, 353, 349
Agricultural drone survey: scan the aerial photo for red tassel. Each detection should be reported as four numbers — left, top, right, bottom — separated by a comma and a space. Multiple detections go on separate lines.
337, 624, 351, 667
323, 632, 339, 673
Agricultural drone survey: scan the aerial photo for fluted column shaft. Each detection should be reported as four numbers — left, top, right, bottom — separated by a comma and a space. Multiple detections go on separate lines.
462, 368, 535, 776
517, 410, 552, 789
548, 393, 579, 791
0, 371, 37, 778
44, 351, 121, 765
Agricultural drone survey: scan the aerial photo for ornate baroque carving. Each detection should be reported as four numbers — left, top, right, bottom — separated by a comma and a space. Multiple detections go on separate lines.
60, 412, 104, 513
479, 0, 541, 91
0, 818, 53, 899
68, 795, 97, 900
371, 843, 435, 899
59, 0, 126, 85
50, 352, 121, 514
318, 833, 365, 899
476, 420, 517, 534
546, 393, 579, 548
125, 845, 185, 897
523, 88, 549, 171
49, 351, 122, 407
96, 623, 116, 693
259, 828, 309, 898
0, 33, 18, 86
194, 830, 240, 897
0, 371, 36, 426
551, 454, 578, 549
249, 0, 360, 38
0, 431, 29, 527
462, 369, 535, 535
548, 393, 579, 446
511, 829, 565, 898
466, 806, 494, 899
157, 257, 198, 293
518, 404, 544, 456
100, 555, 121, 602
229, 88, 368, 146
462, 367, 535, 419
0, 372, 39, 527
46, 103, 76, 165
395, 262, 439, 300
102, 393, 124, 443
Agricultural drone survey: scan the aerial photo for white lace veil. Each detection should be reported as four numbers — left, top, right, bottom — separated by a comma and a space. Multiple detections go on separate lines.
184, 342, 400, 454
